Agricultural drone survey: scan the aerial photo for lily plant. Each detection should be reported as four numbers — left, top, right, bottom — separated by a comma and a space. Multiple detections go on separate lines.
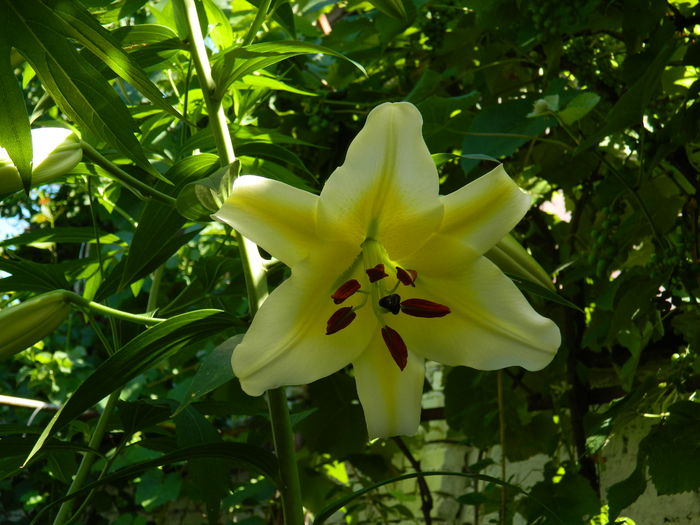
215, 102, 561, 438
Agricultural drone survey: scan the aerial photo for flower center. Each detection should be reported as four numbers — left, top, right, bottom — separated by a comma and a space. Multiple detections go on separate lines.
325, 239, 450, 371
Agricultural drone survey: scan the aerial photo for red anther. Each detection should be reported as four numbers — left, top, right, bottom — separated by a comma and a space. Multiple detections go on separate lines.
381, 325, 408, 371
400, 298, 451, 318
366, 264, 388, 282
331, 279, 361, 304
326, 307, 357, 335
396, 267, 417, 287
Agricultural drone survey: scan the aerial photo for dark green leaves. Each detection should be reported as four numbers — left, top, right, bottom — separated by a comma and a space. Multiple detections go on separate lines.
0, 0, 172, 176
47, 0, 182, 120
173, 334, 241, 416
212, 41, 366, 99
0, 34, 32, 192
646, 401, 700, 495
25, 309, 236, 464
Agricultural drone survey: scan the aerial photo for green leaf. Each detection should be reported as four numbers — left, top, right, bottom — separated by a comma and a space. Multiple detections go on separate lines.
201, 0, 233, 51
237, 142, 313, 177
521, 472, 598, 525
557, 92, 600, 125
0, 227, 121, 248
173, 334, 241, 417
30, 442, 280, 524
0, 257, 71, 293
212, 41, 366, 98
296, 374, 367, 457
117, 155, 219, 289
313, 471, 550, 525
646, 401, 700, 495
235, 73, 317, 96
367, 0, 408, 20
578, 42, 676, 151
97, 227, 200, 300
248, 0, 295, 37
175, 406, 229, 512
47, 0, 183, 121
607, 462, 647, 520
460, 99, 553, 175
117, 400, 173, 437
25, 309, 235, 464
1, 0, 157, 177
506, 274, 584, 312
0, 34, 32, 193
110, 24, 184, 71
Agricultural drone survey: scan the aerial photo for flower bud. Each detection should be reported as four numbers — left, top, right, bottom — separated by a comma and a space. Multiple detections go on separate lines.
0, 128, 82, 195
485, 234, 555, 291
0, 290, 73, 360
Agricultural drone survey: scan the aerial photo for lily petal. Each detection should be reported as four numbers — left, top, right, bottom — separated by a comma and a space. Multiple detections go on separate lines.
439, 164, 530, 254
317, 102, 443, 259
353, 333, 425, 438
232, 244, 377, 396
396, 253, 560, 372
213, 175, 319, 267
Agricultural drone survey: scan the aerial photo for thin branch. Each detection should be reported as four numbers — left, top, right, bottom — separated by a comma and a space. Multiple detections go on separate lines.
392, 436, 433, 524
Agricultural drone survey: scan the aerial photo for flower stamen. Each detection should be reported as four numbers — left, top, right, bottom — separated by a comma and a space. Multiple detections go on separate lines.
331, 279, 361, 304
400, 298, 451, 318
396, 267, 417, 287
381, 325, 408, 370
326, 307, 357, 335
366, 264, 388, 282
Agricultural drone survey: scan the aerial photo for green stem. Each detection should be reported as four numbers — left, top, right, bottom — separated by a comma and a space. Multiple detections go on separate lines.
242, 0, 271, 46
267, 388, 304, 525
181, 0, 235, 162
52, 390, 120, 525
497, 370, 507, 525
64, 291, 165, 325
178, 2, 302, 524
147, 266, 164, 313
81, 141, 176, 206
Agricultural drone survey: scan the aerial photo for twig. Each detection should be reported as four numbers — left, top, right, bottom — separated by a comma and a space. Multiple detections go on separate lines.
392, 436, 433, 524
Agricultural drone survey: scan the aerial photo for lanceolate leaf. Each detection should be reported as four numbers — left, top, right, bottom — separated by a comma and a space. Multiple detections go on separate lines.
173, 334, 242, 417
212, 41, 366, 98
47, 0, 183, 121
0, 257, 72, 293
367, 0, 408, 20
0, 227, 121, 248
25, 309, 236, 464
507, 274, 584, 312
0, 34, 32, 193
0, 0, 156, 176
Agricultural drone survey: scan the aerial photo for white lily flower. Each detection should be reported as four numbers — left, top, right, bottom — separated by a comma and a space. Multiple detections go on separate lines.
0, 127, 82, 194
215, 102, 561, 438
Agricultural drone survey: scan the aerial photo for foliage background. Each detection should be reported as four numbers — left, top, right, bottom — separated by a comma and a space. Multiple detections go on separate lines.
0, 0, 698, 523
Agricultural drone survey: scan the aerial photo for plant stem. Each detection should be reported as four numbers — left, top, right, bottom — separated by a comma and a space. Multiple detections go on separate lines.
81, 141, 176, 206
267, 388, 304, 525
179, 2, 303, 524
147, 266, 164, 313
242, 0, 271, 46
497, 370, 507, 525
52, 390, 120, 525
63, 291, 165, 325
392, 436, 432, 524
